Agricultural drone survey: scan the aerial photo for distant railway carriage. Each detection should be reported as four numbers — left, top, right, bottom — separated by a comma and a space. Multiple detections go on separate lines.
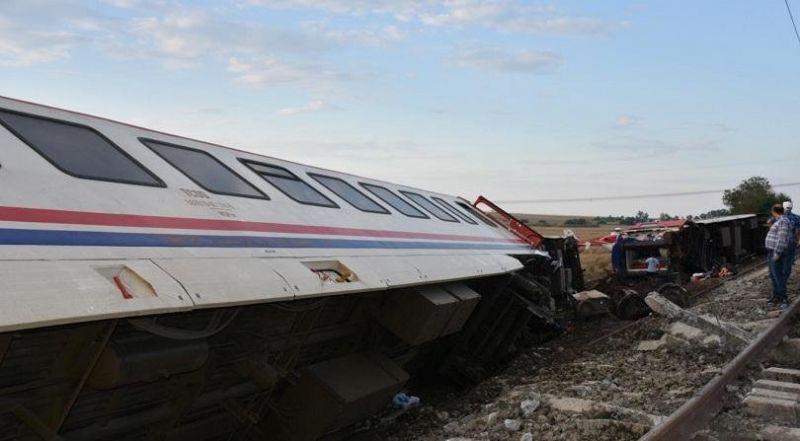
618, 215, 763, 283
0, 97, 577, 440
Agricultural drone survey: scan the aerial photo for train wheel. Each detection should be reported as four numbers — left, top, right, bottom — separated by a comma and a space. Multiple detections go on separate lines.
615, 289, 650, 320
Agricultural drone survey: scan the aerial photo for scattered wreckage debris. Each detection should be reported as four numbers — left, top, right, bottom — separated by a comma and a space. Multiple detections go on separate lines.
601, 283, 691, 321
645, 291, 753, 346
380, 259, 783, 441
691, 264, 736, 282
572, 290, 611, 321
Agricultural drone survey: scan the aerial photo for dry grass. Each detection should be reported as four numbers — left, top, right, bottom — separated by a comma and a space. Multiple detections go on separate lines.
512, 213, 596, 225
535, 226, 620, 240
580, 245, 613, 283
512, 213, 622, 241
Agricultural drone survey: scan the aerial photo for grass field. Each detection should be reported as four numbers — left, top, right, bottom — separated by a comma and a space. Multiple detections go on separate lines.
534, 226, 619, 240
511, 213, 597, 226
511, 213, 622, 241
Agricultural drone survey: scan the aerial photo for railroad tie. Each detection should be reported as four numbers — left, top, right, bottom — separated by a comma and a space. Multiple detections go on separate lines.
745, 367, 800, 427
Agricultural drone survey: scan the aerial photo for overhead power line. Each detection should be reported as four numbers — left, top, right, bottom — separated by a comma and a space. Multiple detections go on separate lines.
785, 0, 800, 48
494, 181, 800, 204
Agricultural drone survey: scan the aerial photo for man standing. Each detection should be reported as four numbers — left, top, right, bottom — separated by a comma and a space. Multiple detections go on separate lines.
611, 232, 625, 279
783, 201, 800, 280
766, 204, 791, 308
645, 254, 660, 279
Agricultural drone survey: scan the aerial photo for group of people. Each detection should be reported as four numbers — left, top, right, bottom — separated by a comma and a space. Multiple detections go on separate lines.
765, 201, 800, 308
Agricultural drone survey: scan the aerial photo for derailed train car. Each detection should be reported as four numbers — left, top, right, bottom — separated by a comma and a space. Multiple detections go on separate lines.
618, 214, 762, 282
693, 214, 763, 268
0, 97, 572, 441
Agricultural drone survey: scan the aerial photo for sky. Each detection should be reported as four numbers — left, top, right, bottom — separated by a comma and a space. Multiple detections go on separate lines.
0, 0, 798, 217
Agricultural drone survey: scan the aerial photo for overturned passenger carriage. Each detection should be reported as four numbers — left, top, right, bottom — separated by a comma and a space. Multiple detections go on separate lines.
618, 214, 763, 283
0, 97, 574, 440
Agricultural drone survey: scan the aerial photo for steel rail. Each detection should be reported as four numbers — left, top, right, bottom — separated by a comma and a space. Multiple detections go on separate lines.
638, 298, 800, 441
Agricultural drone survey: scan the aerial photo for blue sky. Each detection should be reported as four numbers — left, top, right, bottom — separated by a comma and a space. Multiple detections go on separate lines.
1, 0, 798, 216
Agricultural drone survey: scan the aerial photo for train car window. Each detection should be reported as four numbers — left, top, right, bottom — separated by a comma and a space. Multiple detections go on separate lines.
431, 197, 479, 225
141, 138, 267, 199
455, 201, 498, 227
0, 109, 164, 187
400, 191, 458, 222
240, 160, 338, 207
359, 183, 428, 218
308, 174, 390, 214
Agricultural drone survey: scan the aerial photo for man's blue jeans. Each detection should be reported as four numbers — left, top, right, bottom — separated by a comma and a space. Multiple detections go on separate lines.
769, 251, 788, 302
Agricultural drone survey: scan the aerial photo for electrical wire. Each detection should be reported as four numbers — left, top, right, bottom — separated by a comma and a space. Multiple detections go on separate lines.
128, 308, 241, 340
785, 0, 800, 48
494, 181, 800, 204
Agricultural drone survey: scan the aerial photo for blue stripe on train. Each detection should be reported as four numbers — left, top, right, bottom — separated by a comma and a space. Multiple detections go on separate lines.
0, 228, 530, 251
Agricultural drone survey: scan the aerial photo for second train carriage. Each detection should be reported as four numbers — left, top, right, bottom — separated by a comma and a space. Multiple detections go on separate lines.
0, 96, 577, 441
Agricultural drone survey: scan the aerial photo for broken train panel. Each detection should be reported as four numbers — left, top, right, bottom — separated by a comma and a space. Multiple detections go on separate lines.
0, 96, 570, 440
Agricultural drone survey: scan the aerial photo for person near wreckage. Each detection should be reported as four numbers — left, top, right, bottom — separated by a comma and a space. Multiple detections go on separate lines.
783, 201, 800, 277
766, 203, 792, 309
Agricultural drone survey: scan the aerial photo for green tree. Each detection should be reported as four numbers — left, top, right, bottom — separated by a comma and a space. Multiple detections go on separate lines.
564, 218, 588, 226
722, 177, 791, 214
635, 211, 650, 223
659, 213, 674, 221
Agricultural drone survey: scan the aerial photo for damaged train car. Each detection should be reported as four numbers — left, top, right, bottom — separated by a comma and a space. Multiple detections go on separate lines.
0, 96, 573, 441
618, 214, 762, 282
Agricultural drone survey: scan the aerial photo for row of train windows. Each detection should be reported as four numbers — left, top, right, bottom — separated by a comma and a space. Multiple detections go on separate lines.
0, 109, 498, 227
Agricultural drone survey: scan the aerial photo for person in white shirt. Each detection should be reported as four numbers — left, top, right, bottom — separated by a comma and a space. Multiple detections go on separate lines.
645, 255, 660, 278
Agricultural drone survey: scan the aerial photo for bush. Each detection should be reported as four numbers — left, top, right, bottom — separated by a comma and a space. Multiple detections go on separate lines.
564, 218, 588, 226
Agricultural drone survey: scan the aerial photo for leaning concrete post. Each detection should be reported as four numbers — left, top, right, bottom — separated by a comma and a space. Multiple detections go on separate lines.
644, 292, 753, 345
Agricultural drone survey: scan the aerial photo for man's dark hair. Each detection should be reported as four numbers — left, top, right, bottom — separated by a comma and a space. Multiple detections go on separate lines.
772, 204, 785, 215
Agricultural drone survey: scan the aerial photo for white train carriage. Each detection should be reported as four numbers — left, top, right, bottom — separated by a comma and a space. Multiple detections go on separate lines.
0, 96, 556, 441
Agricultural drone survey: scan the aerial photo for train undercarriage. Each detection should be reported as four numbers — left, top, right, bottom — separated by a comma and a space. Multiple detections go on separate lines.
0, 241, 581, 441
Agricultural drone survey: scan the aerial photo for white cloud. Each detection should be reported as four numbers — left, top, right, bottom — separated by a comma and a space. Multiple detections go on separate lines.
0, 18, 74, 66
109, 10, 327, 69
421, 2, 619, 36
278, 98, 336, 115
452, 46, 560, 74
246, 0, 622, 37
0, 1, 396, 73
616, 114, 639, 127
100, 0, 145, 7
102, 8, 397, 74
0, 0, 612, 92
227, 57, 350, 86
304, 23, 406, 47
594, 136, 720, 159
242, 0, 431, 20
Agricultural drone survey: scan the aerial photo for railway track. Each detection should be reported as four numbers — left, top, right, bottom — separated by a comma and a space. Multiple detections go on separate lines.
641, 298, 800, 440
641, 267, 800, 441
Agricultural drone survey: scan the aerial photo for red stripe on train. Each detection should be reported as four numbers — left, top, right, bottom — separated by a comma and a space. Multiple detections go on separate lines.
0, 206, 524, 244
